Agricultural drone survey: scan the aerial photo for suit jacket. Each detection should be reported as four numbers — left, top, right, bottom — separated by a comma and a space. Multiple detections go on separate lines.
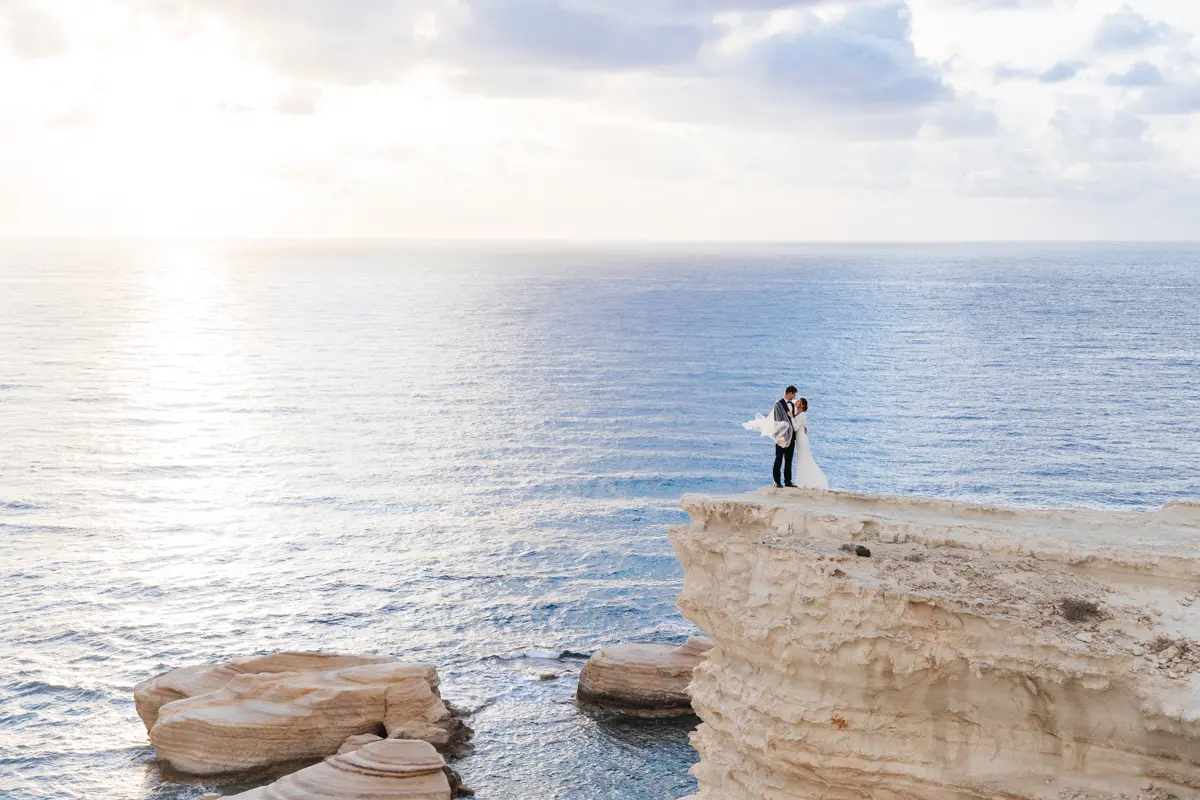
772, 398, 794, 448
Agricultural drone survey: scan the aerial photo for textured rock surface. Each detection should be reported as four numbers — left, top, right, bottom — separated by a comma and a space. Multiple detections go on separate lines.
577, 638, 712, 716
338, 734, 384, 755
671, 489, 1200, 800
134, 652, 394, 732
135, 651, 466, 777
227, 739, 451, 799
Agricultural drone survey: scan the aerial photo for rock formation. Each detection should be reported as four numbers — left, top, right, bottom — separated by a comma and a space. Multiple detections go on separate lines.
226, 739, 451, 799
135, 651, 469, 777
337, 734, 473, 797
577, 638, 712, 716
134, 652, 394, 732
338, 733, 384, 754
671, 489, 1200, 799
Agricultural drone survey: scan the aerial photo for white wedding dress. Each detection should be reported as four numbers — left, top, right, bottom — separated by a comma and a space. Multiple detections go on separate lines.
743, 409, 830, 490
742, 412, 791, 447
790, 412, 829, 490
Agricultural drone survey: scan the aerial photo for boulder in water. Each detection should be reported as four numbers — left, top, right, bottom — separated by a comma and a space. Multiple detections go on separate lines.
227, 738, 451, 799
134, 651, 469, 777
576, 637, 712, 716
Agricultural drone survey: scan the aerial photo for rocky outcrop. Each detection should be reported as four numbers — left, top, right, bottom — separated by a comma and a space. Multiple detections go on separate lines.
337, 735, 472, 797
577, 638, 712, 716
134, 652, 395, 732
671, 489, 1200, 800
338, 734, 384, 754
135, 651, 469, 777
226, 739, 451, 799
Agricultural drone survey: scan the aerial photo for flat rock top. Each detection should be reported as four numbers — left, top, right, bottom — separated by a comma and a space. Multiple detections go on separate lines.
678, 489, 1200, 658
596, 643, 686, 663
337, 739, 445, 776
591, 639, 712, 667
682, 489, 1200, 565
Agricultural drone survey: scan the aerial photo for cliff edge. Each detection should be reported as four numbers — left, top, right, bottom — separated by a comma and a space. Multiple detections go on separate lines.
670, 489, 1200, 799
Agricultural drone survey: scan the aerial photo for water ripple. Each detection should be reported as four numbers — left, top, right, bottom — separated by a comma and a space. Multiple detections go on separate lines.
0, 241, 1198, 800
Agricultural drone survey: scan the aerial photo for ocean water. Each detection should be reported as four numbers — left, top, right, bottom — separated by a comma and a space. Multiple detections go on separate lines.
1, 240, 1198, 800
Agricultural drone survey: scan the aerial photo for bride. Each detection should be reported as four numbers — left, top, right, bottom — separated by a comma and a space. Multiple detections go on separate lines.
743, 396, 828, 490
790, 397, 829, 490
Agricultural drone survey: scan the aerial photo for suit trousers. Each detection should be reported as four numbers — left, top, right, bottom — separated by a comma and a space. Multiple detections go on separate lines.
773, 437, 795, 486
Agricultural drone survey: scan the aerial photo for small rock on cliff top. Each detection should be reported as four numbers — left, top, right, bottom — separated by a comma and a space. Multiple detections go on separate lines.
576, 637, 712, 716
134, 651, 471, 777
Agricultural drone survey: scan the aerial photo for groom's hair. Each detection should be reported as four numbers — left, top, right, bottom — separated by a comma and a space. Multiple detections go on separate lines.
785, 385, 798, 395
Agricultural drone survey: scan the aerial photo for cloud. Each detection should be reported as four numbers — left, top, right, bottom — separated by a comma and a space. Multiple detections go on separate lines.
124, 0, 979, 145
13, 0, 1200, 239
923, 103, 999, 138
741, 4, 952, 110
1106, 60, 1200, 115
1136, 81, 1200, 115
445, 1, 973, 140
958, 0, 1059, 7
0, 0, 69, 59
994, 60, 1085, 84
1049, 107, 1152, 163
1092, 7, 1174, 52
275, 83, 320, 115
959, 104, 1197, 206
994, 64, 1035, 81
138, 0, 854, 83
458, 0, 706, 70
595, 2, 987, 142
141, 0, 440, 84
1106, 61, 1165, 87
47, 105, 94, 129
1039, 60, 1086, 84
554, 0, 853, 21
136, 0, 948, 115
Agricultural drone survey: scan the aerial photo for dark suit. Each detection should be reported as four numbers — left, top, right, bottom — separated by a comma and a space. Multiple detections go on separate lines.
772, 398, 796, 487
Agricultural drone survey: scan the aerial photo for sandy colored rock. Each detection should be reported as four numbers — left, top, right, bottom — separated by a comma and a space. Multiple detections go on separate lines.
671, 489, 1200, 800
135, 651, 466, 777
338, 733, 384, 754
576, 637, 711, 716
134, 652, 394, 732
228, 739, 450, 799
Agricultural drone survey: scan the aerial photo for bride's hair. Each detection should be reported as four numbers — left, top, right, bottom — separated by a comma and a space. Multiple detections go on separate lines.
798, 397, 809, 411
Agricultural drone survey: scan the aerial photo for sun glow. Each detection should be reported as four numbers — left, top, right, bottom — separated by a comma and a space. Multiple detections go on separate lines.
0, 3, 506, 237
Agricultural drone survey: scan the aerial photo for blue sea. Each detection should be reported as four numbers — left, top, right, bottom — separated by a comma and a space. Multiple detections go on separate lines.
1, 241, 1198, 799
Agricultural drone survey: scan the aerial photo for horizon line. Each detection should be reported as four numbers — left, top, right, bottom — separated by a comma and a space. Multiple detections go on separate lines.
2, 235, 1200, 246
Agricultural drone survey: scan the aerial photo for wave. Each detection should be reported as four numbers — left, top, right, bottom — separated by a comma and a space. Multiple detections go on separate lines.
486, 649, 591, 662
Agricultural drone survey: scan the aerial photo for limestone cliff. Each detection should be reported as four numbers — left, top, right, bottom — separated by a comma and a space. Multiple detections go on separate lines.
670, 489, 1200, 799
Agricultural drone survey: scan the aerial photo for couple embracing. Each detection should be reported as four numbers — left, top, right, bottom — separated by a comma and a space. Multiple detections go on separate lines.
744, 385, 829, 490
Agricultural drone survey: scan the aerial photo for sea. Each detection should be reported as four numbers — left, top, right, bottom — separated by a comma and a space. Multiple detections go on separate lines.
1, 240, 1198, 800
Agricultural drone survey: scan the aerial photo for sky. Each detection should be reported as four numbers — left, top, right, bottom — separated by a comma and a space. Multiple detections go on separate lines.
1, 0, 1199, 241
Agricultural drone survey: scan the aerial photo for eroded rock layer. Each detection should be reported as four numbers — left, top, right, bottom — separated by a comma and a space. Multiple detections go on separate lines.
577, 638, 712, 716
227, 739, 451, 799
135, 651, 466, 777
671, 490, 1200, 800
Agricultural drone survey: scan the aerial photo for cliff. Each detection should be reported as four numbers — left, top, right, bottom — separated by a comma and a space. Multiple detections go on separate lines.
670, 489, 1200, 800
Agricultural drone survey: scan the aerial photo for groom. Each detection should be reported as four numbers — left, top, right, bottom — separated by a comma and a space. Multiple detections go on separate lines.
773, 386, 799, 488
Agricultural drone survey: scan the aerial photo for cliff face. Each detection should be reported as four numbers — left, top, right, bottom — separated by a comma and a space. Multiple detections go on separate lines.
670, 490, 1200, 800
